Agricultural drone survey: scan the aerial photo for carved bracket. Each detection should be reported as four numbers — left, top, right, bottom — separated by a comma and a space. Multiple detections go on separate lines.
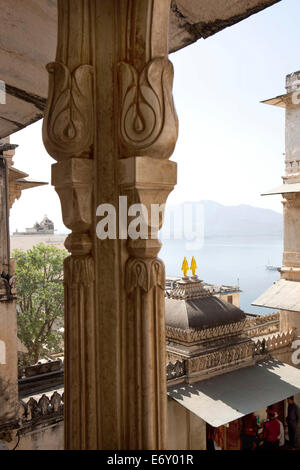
52, 158, 94, 256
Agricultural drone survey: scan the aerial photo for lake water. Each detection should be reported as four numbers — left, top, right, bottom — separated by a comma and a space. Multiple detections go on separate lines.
160, 236, 283, 315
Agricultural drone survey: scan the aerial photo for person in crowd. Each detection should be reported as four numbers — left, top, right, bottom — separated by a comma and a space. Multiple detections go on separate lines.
262, 410, 280, 450
241, 413, 258, 450
206, 425, 215, 451
274, 413, 285, 448
286, 396, 300, 449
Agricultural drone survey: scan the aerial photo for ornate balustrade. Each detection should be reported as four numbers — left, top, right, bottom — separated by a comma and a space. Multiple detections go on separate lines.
166, 328, 295, 384
245, 313, 280, 338
254, 330, 295, 356
245, 312, 279, 326
0, 391, 64, 436
21, 391, 64, 420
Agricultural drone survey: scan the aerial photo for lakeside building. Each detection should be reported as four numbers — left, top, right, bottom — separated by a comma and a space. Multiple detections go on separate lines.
11, 217, 67, 252
14, 215, 54, 236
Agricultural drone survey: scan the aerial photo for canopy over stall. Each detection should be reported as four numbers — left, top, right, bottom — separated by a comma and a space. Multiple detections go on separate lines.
168, 359, 300, 427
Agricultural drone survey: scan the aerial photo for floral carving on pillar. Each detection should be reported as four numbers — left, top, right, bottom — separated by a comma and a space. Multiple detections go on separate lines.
125, 258, 165, 293
43, 63, 94, 160
118, 58, 178, 158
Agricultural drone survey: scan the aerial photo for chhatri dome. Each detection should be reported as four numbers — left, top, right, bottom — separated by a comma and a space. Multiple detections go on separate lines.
165, 257, 245, 331
165, 257, 254, 382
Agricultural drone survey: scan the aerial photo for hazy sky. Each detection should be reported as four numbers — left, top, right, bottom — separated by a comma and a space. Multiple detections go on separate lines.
9, 0, 300, 233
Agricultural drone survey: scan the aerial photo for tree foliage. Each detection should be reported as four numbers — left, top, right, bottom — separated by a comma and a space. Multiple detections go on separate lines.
13, 244, 67, 365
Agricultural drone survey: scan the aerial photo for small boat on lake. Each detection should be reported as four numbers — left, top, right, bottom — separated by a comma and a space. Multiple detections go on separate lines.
265, 265, 279, 271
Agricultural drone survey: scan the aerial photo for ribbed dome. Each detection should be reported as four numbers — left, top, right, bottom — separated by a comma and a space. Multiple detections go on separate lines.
165, 296, 245, 330
165, 277, 245, 330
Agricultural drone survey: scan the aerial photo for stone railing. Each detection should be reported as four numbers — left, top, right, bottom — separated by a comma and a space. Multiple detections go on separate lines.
254, 330, 295, 356
166, 360, 186, 381
245, 312, 279, 327
19, 391, 64, 422
19, 359, 64, 397
166, 320, 246, 344
245, 312, 280, 338
18, 359, 63, 379
0, 391, 64, 435
166, 330, 295, 383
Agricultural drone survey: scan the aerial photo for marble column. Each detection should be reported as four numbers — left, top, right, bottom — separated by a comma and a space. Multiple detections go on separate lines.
43, 0, 178, 449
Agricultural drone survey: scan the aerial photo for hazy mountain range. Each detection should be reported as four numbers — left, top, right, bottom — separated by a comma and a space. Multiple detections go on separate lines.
162, 200, 283, 239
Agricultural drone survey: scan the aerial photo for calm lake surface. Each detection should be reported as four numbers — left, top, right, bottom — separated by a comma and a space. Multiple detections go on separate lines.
160, 236, 283, 315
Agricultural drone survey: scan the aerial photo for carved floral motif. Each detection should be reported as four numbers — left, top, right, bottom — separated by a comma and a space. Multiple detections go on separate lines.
64, 255, 94, 285
43, 62, 94, 160
118, 58, 178, 159
125, 258, 165, 294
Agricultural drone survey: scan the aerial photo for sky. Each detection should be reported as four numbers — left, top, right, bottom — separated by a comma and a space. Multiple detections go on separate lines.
9, 0, 300, 234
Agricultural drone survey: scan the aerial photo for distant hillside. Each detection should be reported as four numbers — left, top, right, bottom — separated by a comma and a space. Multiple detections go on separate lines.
162, 200, 283, 239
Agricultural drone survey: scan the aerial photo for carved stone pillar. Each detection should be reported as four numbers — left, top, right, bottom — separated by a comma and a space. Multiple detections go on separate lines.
43, 0, 178, 449
281, 193, 300, 282
280, 193, 300, 336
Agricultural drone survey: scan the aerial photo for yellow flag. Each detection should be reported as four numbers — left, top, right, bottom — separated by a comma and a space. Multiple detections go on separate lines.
190, 256, 197, 276
181, 257, 189, 277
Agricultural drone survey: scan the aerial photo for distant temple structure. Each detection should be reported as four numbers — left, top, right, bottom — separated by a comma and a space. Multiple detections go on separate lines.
14, 215, 55, 236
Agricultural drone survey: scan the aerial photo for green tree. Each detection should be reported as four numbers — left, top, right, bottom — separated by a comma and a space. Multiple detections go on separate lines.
13, 244, 67, 365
